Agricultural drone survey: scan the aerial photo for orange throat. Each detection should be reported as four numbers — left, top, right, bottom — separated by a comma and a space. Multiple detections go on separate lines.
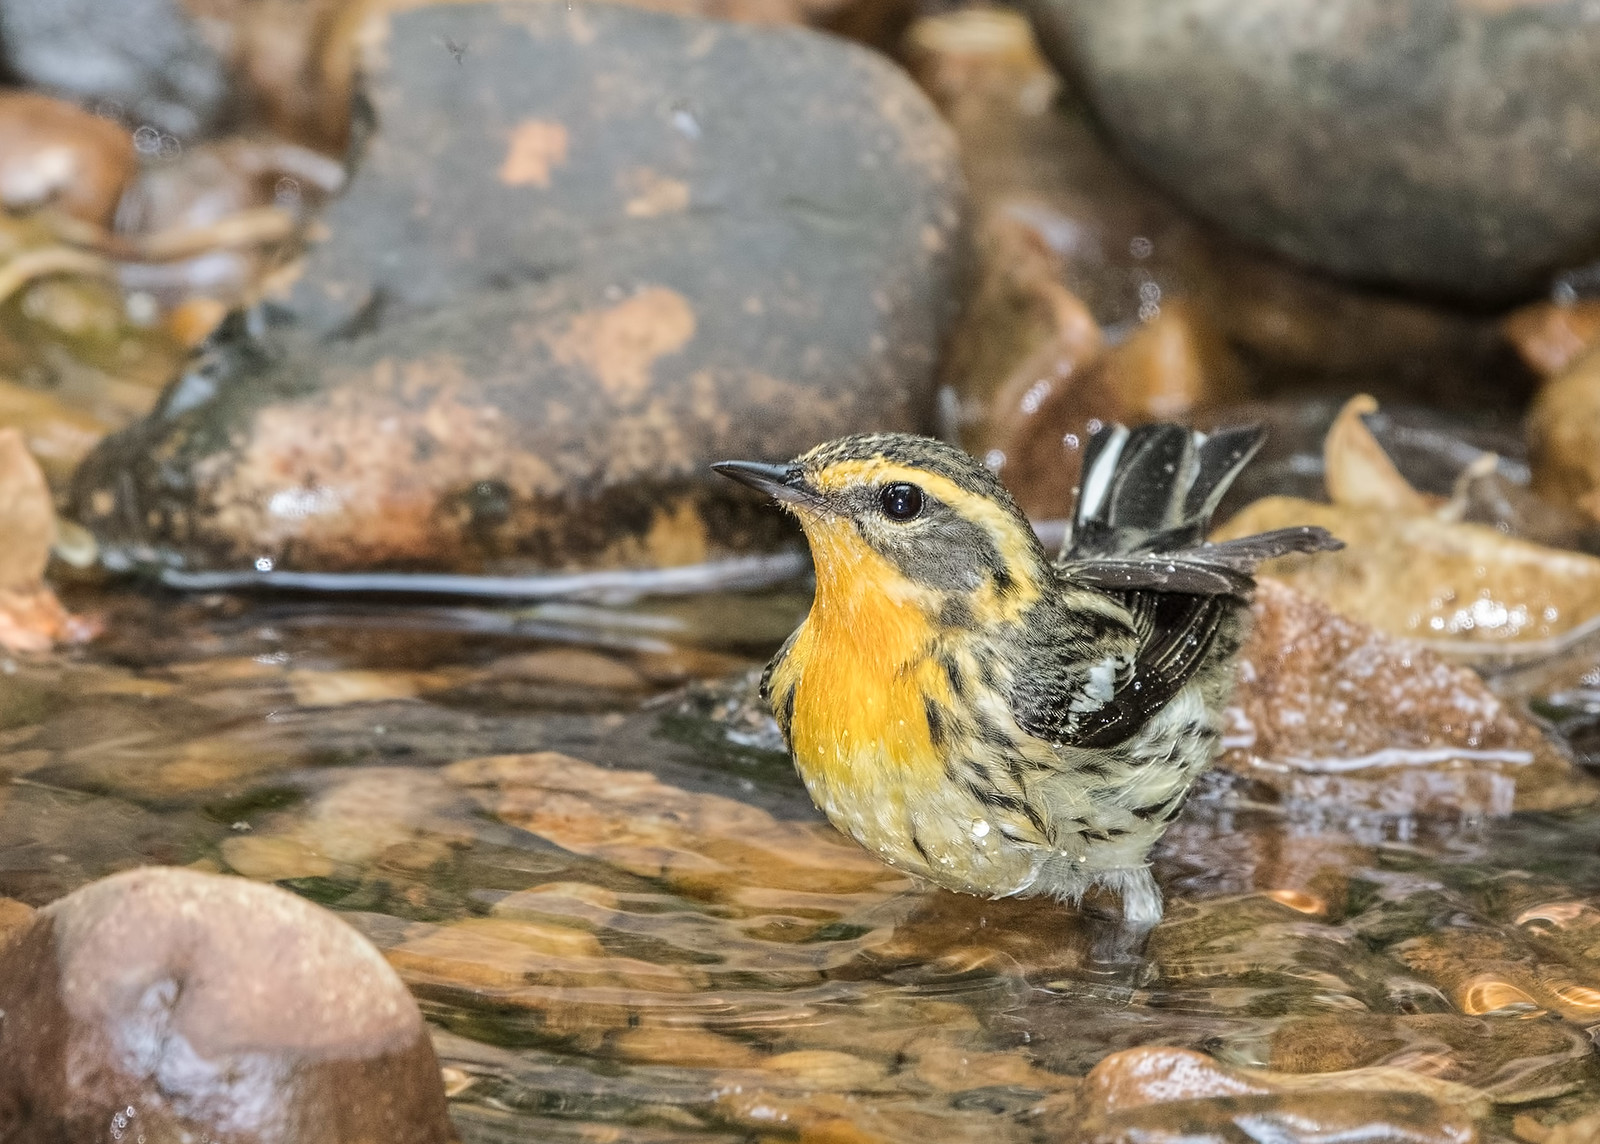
775, 517, 947, 786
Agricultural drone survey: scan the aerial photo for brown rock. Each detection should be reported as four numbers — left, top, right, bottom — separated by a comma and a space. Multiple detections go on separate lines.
0, 428, 97, 653
611, 1025, 761, 1069
0, 897, 33, 945
984, 298, 1245, 519
1530, 345, 1600, 524
1076, 1091, 1477, 1144
1268, 1011, 1593, 1103
445, 751, 902, 899
763, 1049, 890, 1091
0, 427, 56, 590
220, 767, 474, 882
484, 648, 649, 691
1394, 927, 1600, 1026
0, 91, 136, 226
1084, 1045, 1488, 1118
1504, 301, 1600, 380
916, 13, 1246, 517
872, 891, 1095, 978
1535, 1110, 1600, 1144
382, 913, 708, 1037
905, 1034, 1074, 1095
72, 0, 964, 576
0, 866, 454, 1142
1222, 578, 1594, 816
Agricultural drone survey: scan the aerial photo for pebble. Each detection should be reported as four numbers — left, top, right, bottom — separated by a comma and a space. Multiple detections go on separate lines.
0, 866, 453, 1141
1529, 346, 1600, 524
0, 91, 135, 225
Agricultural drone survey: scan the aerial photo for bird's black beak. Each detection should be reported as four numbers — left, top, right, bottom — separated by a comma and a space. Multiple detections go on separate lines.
712, 460, 815, 506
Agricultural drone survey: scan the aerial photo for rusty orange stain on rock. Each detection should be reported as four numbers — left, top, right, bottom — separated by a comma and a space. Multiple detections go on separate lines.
499, 120, 569, 188
594, 498, 710, 568
544, 287, 696, 404
621, 167, 690, 218
193, 355, 562, 568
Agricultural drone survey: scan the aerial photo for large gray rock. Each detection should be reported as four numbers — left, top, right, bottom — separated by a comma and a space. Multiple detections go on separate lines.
1028, 0, 1600, 302
0, 867, 454, 1143
71, 0, 964, 575
0, 0, 232, 138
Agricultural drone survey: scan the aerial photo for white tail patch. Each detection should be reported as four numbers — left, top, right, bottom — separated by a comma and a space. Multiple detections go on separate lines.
1076, 424, 1128, 524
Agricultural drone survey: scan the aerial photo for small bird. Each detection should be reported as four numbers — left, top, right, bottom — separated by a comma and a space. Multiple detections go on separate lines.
714, 424, 1340, 926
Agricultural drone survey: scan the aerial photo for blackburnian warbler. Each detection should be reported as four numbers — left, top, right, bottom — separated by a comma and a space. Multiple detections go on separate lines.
714, 424, 1339, 926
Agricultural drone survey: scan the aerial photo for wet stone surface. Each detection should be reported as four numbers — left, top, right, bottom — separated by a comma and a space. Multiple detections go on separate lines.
0, 0, 235, 139
71, 0, 965, 577
0, 866, 454, 1142
1, 570, 1600, 1142
1028, 0, 1600, 302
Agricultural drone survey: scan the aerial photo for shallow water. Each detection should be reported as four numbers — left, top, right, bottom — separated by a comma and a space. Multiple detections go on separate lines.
3, 562, 1600, 1141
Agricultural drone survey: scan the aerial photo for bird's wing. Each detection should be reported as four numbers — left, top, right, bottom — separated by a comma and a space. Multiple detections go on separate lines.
1022, 525, 1339, 746
1056, 526, 1342, 599
1009, 590, 1234, 751
760, 627, 801, 742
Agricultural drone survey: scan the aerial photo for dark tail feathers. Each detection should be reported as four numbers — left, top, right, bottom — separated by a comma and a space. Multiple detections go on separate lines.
1066, 423, 1265, 558
1060, 422, 1341, 595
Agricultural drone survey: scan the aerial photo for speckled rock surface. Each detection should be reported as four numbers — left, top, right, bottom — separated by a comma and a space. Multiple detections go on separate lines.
70, 0, 964, 575
1027, 0, 1600, 301
0, 867, 454, 1143
1221, 578, 1595, 816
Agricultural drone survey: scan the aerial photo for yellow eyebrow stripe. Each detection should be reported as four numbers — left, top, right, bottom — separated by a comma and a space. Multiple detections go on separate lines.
808, 460, 1018, 537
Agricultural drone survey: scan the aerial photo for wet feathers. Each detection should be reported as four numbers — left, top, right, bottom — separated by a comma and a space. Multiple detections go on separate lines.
714, 424, 1340, 925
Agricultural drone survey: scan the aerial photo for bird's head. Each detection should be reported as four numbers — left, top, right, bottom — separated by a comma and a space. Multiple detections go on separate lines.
714, 433, 1052, 612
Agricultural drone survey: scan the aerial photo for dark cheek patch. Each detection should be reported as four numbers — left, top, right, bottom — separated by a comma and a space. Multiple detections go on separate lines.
872, 510, 1003, 593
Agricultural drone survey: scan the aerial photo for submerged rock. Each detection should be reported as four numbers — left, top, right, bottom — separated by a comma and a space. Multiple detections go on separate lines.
445, 750, 902, 900
1075, 1090, 1475, 1144
72, 0, 963, 576
1029, 0, 1600, 302
1223, 578, 1592, 816
1082, 1045, 1488, 1120
0, 866, 454, 1142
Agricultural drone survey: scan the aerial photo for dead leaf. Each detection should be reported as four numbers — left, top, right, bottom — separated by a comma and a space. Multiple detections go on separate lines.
1216, 395, 1600, 653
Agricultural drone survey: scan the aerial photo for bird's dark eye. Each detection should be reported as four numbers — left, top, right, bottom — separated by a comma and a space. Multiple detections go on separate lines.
879, 482, 924, 521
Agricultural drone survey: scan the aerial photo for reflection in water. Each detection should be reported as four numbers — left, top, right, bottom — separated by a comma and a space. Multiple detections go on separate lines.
2, 584, 1600, 1141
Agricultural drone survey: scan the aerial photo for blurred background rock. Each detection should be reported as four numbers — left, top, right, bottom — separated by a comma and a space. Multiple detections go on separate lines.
2, 0, 1600, 582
